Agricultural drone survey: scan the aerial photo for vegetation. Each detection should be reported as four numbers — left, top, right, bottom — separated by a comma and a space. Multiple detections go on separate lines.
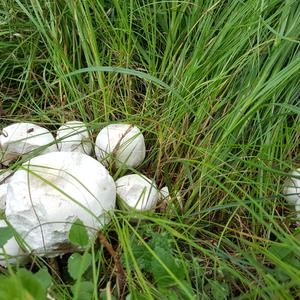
0, 0, 300, 299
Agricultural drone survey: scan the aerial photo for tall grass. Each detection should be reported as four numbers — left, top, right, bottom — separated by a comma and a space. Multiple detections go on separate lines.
0, 0, 300, 298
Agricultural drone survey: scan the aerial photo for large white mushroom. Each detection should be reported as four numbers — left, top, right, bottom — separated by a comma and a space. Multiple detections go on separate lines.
5, 151, 116, 255
56, 121, 92, 155
0, 123, 57, 166
95, 124, 146, 168
0, 220, 27, 267
116, 174, 159, 211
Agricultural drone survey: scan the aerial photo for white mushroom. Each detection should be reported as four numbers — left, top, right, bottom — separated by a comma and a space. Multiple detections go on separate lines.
116, 174, 158, 211
159, 186, 170, 202
5, 151, 116, 255
283, 169, 300, 207
0, 123, 57, 166
95, 124, 145, 168
0, 220, 27, 267
56, 121, 92, 155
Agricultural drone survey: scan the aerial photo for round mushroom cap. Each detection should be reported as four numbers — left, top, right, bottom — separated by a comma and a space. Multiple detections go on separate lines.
0, 220, 27, 267
95, 124, 145, 168
116, 174, 158, 211
56, 121, 92, 155
5, 151, 116, 255
0, 123, 57, 166
283, 169, 300, 206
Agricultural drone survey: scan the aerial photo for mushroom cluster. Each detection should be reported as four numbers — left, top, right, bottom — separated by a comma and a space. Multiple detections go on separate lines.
0, 121, 165, 264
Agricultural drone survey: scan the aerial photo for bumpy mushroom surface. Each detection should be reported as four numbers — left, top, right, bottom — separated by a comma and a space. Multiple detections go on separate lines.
116, 174, 158, 211
5, 152, 116, 255
0, 220, 26, 267
0, 123, 57, 166
56, 121, 92, 155
95, 124, 145, 168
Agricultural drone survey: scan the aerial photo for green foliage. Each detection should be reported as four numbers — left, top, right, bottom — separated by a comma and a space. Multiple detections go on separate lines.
0, 225, 14, 247
67, 253, 92, 280
123, 229, 193, 298
71, 281, 94, 300
0, 268, 51, 300
268, 242, 300, 284
147, 233, 184, 288
34, 267, 53, 290
204, 280, 230, 300
68, 218, 89, 247
99, 291, 118, 300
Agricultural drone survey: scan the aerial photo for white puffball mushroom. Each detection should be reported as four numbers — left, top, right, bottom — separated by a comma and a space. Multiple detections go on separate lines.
5, 151, 116, 256
0, 123, 57, 166
56, 121, 92, 155
116, 174, 159, 211
283, 169, 300, 206
0, 220, 27, 267
95, 124, 146, 168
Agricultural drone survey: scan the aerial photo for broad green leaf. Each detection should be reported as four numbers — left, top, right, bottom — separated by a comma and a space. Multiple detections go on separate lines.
150, 247, 183, 288
68, 218, 89, 247
100, 291, 118, 300
71, 281, 94, 300
121, 237, 152, 270
0, 274, 24, 299
0, 226, 14, 247
68, 253, 92, 280
17, 269, 47, 300
34, 267, 52, 290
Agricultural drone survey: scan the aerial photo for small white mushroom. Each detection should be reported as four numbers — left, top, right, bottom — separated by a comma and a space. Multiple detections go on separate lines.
0, 123, 57, 166
116, 174, 158, 211
95, 124, 146, 168
56, 121, 92, 155
283, 169, 300, 206
5, 151, 116, 255
159, 186, 170, 202
0, 220, 27, 267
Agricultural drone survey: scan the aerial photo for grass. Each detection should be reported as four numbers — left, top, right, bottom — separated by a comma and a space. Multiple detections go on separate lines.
0, 0, 300, 299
